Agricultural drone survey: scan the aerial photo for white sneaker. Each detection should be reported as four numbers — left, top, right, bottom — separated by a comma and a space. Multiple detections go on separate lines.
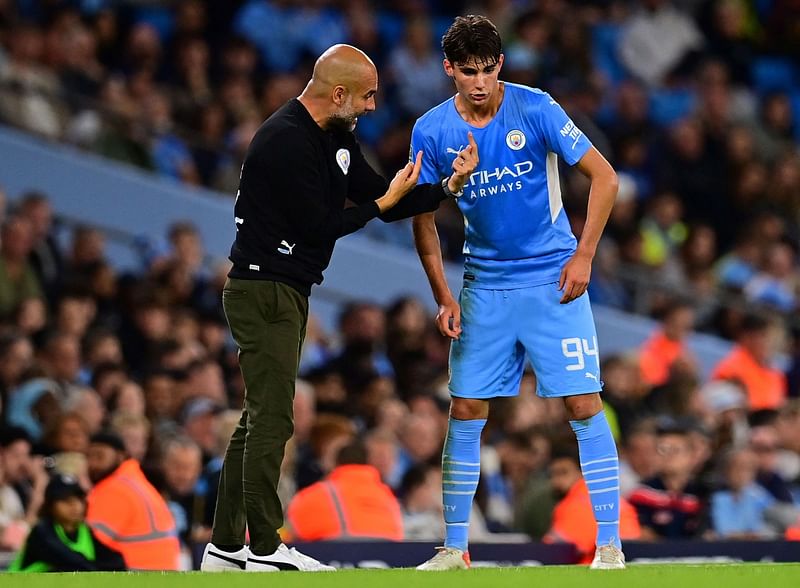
200, 543, 248, 572
246, 544, 336, 572
416, 547, 471, 571
590, 542, 626, 570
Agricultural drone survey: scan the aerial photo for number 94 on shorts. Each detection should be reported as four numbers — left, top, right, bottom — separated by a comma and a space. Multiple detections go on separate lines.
448, 283, 602, 399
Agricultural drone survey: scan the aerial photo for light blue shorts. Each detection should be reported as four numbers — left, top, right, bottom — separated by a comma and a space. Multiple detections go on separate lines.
448, 282, 602, 399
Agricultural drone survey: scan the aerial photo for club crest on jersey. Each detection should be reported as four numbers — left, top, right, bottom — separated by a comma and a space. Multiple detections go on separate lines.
506, 129, 526, 150
336, 149, 350, 175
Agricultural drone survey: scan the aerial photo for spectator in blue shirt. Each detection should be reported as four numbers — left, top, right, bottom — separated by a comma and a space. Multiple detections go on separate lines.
711, 446, 776, 539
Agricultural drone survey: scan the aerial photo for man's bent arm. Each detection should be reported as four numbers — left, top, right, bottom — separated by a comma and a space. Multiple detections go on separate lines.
344, 142, 453, 222
574, 146, 618, 259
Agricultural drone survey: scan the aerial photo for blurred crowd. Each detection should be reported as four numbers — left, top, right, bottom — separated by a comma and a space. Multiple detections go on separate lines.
1, 0, 800, 331
0, 187, 798, 570
2, 0, 800, 571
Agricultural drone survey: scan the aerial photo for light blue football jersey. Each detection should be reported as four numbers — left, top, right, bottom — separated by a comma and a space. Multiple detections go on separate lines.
411, 82, 592, 288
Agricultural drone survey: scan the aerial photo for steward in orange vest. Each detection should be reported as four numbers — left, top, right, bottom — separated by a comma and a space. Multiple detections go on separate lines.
711, 316, 787, 411
543, 451, 640, 563
285, 441, 403, 541
638, 302, 695, 387
85, 432, 180, 570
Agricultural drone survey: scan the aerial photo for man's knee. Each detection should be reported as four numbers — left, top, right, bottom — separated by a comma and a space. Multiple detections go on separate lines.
247, 414, 294, 448
450, 397, 490, 420
564, 392, 603, 421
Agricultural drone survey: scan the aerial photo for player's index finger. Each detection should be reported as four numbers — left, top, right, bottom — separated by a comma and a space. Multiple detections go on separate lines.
561, 280, 574, 302
568, 283, 579, 302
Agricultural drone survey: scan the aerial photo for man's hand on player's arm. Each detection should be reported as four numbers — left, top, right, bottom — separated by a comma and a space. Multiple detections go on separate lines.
560, 147, 618, 304
377, 151, 423, 213
446, 131, 479, 195
413, 212, 461, 339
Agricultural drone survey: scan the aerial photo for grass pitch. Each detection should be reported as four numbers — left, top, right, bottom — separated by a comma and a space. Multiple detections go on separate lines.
2, 564, 799, 588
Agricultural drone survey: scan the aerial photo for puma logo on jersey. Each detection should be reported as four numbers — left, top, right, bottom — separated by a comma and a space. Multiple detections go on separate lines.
446, 146, 465, 156
278, 240, 296, 255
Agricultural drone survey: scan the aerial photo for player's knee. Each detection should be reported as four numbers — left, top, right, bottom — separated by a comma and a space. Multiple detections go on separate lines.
564, 393, 603, 421
450, 398, 489, 420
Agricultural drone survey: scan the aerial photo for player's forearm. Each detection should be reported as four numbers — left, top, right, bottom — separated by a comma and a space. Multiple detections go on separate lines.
576, 169, 618, 259
413, 213, 454, 303
421, 253, 454, 304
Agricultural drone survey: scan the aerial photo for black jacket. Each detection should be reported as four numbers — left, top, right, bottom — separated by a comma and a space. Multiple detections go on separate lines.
228, 99, 448, 295
12, 520, 127, 572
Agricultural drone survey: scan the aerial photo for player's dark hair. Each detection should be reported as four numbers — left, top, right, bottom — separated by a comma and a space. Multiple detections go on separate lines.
442, 15, 502, 66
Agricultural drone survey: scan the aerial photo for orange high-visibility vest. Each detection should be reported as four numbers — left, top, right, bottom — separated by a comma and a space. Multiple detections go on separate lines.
712, 346, 787, 410
544, 478, 641, 564
87, 459, 180, 570
639, 331, 687, 386
787, 516, 800, 541
286, 465, 403, 541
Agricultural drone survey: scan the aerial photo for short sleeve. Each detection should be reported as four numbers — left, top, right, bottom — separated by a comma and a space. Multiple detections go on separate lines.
410, 119, 441, 184
536, 93, 592, 166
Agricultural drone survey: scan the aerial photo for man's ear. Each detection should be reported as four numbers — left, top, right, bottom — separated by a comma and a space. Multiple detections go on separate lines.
332, 85, 347, 106
443, 59, 454, 78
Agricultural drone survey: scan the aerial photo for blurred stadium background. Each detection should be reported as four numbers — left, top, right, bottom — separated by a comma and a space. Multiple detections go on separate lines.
1, 0, 800, 572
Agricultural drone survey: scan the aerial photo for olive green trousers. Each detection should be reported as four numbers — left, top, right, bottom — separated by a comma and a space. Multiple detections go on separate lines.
210, 278, 308, 555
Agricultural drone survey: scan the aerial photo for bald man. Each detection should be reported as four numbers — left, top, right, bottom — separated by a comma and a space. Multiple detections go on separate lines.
200, 45, 478, 573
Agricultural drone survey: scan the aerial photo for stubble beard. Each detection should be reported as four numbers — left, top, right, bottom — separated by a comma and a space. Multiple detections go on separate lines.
328, 96, 360, 132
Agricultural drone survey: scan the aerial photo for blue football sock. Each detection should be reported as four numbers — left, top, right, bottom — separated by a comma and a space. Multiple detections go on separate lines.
570, 410, 621, 549
441, 417, 486, 551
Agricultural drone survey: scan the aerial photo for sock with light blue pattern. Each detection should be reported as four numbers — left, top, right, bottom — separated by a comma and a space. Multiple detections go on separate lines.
441, 417, 486, 551
570, 411, 621, 549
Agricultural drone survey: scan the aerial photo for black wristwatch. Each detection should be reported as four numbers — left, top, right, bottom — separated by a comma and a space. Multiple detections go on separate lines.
442, 177, 464, 198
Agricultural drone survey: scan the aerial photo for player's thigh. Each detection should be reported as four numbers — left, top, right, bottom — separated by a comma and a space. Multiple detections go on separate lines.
449, 287, 524, 399
517, 283, 601, 398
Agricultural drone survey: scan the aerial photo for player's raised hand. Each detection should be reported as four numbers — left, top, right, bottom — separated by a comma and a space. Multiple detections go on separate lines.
558, 251, 592, 304
451, 131, 479, 180
436, 296, 462, 339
